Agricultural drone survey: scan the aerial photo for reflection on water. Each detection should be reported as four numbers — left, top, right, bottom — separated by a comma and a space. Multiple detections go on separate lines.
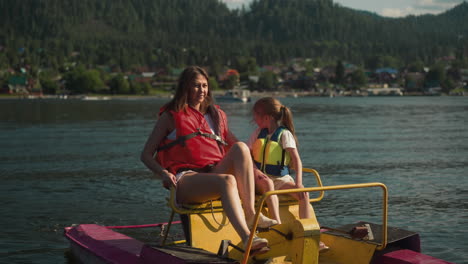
0, 97, 467, 263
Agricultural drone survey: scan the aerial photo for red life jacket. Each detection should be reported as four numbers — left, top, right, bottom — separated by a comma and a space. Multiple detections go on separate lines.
156, 105, 229, 174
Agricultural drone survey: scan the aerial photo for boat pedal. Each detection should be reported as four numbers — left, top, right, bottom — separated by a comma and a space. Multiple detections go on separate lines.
269, 227, 293, 240
256, 227, 271, 233
217, 239, 233, 258
217, 239, 271, 258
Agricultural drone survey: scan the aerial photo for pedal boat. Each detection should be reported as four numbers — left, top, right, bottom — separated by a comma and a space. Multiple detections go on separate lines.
64, 168, 454, 264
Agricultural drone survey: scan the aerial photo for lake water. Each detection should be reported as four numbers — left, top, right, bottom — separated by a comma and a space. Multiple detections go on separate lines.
0, 96, 467, 263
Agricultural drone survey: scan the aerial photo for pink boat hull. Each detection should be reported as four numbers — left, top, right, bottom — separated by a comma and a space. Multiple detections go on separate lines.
64, 224, 237, 264
64, 224, 453, 264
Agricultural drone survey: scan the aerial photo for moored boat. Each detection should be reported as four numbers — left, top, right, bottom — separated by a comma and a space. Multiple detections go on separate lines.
215, 88, 251, 103
64, 168, 454, 264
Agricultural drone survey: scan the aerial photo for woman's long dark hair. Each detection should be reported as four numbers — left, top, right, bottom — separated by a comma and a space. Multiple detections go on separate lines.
164, 66, 220, 134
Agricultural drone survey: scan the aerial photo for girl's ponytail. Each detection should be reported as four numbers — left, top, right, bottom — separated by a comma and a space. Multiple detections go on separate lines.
281, 105, 298, 145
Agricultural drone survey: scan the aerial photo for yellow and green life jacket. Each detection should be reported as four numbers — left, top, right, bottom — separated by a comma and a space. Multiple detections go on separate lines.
252, 127, 291, 177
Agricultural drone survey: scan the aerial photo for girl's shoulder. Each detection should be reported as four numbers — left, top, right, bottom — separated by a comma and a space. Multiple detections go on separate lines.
280, 129, 296, 149
280, 128, 293, 136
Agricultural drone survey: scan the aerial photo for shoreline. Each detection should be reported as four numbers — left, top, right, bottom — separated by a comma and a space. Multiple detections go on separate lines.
0, 90, 466, 100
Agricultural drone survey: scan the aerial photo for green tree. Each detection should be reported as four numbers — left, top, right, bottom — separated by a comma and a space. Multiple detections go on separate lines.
224, 74, 239, 90
85, 70, 105, 93
350, 68, 367, 90
258, 71, 276, 91
381, 55, 401, 69
208, 77, 219, 91
425, 64, 445, 88
129, 81, 142, 95
109, 74, 130, 94
334, 60, 345, 86
1, 0, 467, 71
63, 67, 85, 94
442, 77, 455, 93
365, 55, 382, 71
407, 60, 425, 72
39, 76, 58, 94
140, 82, 151, 95
234, 56, 258, 75
64, 67, 104, 94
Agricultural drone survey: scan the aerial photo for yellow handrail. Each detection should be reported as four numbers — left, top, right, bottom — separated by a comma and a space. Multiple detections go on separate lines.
242, 182, 388, 264
302, 167, 324, 203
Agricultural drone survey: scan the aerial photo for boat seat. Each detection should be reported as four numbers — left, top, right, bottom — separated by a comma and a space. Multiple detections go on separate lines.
171, 191, 300, 215
162, 168, 325, 256
166, 167, 324, 215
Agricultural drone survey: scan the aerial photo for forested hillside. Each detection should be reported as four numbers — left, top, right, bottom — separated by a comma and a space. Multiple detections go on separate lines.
0, 0, 467, 70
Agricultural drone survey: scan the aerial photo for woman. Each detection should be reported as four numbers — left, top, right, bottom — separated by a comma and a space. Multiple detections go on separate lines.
140, 66, 276, 254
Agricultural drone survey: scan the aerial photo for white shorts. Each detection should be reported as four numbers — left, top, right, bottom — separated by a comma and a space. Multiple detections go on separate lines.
271, 175, 295, 189
175, 170, 196, 182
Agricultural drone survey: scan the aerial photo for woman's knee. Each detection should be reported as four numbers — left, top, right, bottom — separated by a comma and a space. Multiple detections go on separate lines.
219, 174, 237, 189
230, 142, 250, 156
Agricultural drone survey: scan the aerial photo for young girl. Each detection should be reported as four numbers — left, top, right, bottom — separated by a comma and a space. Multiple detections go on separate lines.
247, 97, 311, 221
248, 97, 329, 252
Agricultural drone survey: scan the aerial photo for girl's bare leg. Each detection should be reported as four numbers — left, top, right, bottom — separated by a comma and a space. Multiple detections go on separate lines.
279, 182, 312, 219
255, 173, 281, 224
277, 182, 328, 251
176, 172, 250, 242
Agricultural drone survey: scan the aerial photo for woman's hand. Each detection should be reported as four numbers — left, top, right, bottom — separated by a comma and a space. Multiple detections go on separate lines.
160, 170, 177, 189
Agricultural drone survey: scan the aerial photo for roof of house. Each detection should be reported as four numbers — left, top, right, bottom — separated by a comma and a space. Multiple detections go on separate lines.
376, 68, 398, 74
8, 75, 27, 85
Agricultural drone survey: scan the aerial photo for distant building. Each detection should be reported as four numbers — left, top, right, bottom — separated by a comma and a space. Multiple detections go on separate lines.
7, 75, 28, 94
141, 72, 155, 78
367, 87, 403, 96
460, 69, 468, 83
375, 68, 399, 84
170, 68, 184, 77
319, 66, 336, 82
405, 72, 425, 93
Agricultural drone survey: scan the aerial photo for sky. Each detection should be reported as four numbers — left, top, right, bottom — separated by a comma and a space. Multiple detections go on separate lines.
220, 0, 465, 17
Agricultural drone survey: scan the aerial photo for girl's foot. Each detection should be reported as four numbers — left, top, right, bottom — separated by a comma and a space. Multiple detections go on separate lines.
319, 241, 330, 253
248, 213, 278, 229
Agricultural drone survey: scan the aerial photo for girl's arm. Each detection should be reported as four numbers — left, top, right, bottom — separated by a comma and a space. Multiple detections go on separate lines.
286, 147, 303, 188
226, 129, 239, 145
140, 112, 177, 188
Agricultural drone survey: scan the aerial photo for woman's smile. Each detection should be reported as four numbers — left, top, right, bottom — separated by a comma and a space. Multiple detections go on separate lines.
189, 75, 208, 109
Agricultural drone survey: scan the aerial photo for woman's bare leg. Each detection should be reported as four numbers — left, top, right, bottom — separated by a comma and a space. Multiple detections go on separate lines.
212, 142, 257, 221
176, 172, 250, 242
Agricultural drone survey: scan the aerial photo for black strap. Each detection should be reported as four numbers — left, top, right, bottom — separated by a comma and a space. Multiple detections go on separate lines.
280, 149, 286, 167
158, 130, 227, 151
200, 132, 228, 146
